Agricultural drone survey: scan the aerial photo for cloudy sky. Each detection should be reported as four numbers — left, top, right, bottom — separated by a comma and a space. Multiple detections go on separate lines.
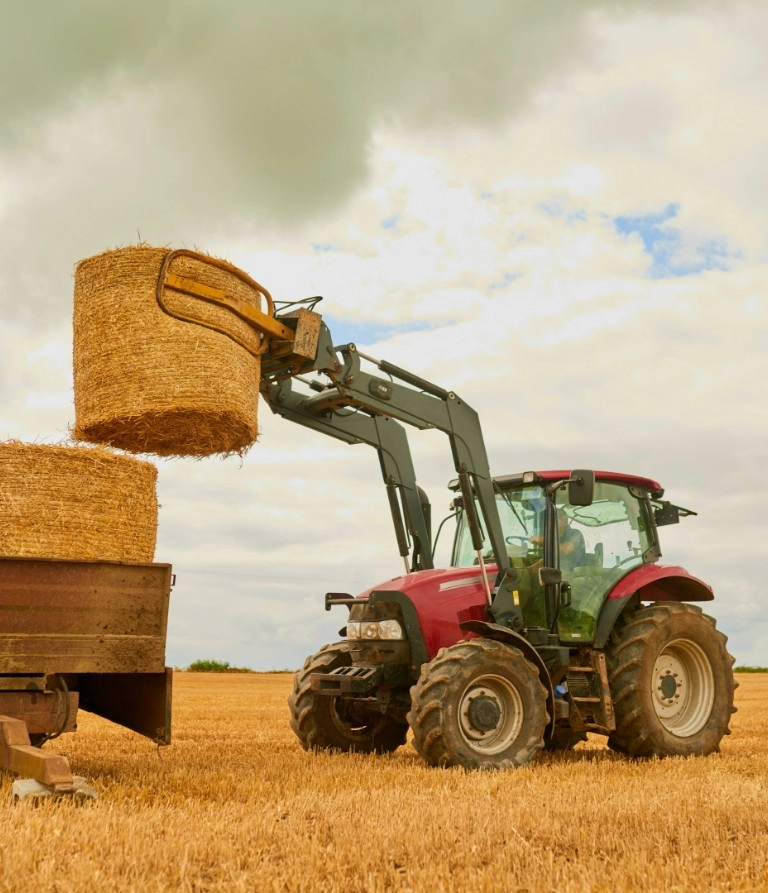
2, 1, 766, 670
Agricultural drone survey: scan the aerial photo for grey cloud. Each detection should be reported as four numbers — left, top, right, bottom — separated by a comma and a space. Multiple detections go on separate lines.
167, 577, 345, 670
0, 3, 166, 128
0, 2, 636, 145
0, 0, 726, 326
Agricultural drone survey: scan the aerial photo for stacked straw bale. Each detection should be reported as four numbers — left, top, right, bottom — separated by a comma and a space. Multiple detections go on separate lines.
0, 442, 157, 561
73, 246, 262, 457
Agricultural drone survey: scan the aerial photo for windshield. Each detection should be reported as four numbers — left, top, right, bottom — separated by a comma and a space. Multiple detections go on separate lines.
452, 485, 546, 566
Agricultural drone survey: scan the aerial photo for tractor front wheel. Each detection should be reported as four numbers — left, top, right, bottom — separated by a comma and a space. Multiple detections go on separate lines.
407, 638, 548, 770
288, 642, 408, 754
605, 602, 736, 758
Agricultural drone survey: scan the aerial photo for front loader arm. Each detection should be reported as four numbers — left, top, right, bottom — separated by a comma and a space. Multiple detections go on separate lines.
263, 375, 433, 572
260, 320, 523, 629
152, 264, 523, 628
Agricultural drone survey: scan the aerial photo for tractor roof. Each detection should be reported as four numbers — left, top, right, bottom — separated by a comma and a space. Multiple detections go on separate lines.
450, 470, 664, 499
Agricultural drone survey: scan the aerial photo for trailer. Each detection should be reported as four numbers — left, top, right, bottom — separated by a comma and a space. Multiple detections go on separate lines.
0, 556, 172, 797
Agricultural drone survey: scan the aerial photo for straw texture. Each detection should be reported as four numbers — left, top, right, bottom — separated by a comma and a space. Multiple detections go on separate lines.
0, 442, 157, 561
73, 246, 261, 457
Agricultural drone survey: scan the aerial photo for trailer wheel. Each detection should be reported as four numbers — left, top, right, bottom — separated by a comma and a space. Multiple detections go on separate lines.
288, 642, 408, 754
605, 602, 737, 758
407, 639, 548, 770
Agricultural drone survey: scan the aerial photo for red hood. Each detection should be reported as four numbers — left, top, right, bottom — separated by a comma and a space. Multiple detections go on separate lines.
358, 565, 493, 602
357, 566, 492, 659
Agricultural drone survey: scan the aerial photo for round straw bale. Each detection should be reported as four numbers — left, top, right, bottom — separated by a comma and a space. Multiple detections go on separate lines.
73, 246, 263, 457
0, 442, 157, 562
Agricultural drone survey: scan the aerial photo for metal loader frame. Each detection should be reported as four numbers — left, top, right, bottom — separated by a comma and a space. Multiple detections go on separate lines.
259, 323, 525, 631
156, 256, 527, 629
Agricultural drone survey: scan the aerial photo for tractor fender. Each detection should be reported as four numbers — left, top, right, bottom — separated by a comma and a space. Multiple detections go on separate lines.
368, 590, 429, 675
607, 564, 713, 603
459, 620, 555, 736
594, 565, 714, 649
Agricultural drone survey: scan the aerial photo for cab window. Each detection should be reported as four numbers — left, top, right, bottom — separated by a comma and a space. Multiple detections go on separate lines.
452, 485, 548, 627
556, 482, 654, 642
452, 486, 546, 568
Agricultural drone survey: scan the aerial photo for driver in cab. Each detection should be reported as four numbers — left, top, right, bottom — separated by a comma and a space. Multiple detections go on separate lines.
529, 509, 585, 573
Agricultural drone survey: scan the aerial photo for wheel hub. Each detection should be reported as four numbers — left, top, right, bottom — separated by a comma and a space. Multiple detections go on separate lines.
652, 638, 715, 736
466, 695, 501, 732
659, 672, 679, 700
457, 675, 525, 755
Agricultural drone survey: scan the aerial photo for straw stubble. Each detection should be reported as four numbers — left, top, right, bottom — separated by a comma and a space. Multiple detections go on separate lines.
2, 673, 764, 893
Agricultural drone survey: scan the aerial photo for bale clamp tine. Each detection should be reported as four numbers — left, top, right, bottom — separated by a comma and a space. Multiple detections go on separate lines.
155, 248, 291, 358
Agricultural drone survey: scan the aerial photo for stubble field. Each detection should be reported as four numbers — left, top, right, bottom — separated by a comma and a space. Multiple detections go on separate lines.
1, 671, 766, 893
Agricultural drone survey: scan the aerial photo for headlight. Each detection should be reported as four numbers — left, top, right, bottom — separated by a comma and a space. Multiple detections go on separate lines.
346, 619, 404, 640
377, 619, 404, 640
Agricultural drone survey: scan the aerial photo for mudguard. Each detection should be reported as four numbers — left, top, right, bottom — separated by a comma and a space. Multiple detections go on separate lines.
594, 564, 714, 648
607, 564, 713, 603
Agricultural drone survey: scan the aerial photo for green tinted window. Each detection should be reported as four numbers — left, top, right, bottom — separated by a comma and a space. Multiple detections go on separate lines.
452, 486, 548, 627
452, 486, 546, 567
556, 482, 654, 642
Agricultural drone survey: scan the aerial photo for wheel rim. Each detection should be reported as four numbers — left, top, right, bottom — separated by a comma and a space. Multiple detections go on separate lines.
457, 674, 524, 755
651, 638, 715, 736
330, 700, 370, 739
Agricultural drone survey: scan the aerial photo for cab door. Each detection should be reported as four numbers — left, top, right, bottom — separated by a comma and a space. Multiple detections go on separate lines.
556, 483, 654, 643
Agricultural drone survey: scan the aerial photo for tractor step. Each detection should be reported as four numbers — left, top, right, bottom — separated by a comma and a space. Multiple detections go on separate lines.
564, 652, 616, 733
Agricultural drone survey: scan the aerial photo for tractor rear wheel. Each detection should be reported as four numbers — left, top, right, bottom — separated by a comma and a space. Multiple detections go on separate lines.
407, 638, 548, 770
289, 642, 408, 754
605, 602, 736, 758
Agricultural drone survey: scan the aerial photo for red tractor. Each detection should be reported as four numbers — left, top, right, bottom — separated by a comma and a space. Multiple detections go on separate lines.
289, 469, 736, 767
253, 301, 737, 768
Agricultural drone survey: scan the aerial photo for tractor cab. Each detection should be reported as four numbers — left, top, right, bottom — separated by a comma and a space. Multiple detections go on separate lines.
451, 470, 668, 643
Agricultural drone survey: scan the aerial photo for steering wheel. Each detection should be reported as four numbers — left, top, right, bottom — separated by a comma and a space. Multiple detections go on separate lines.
505, 535, 535, 559
505, 535, 529, 546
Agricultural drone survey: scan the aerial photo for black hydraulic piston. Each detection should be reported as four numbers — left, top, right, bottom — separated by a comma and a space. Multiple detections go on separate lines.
378, 360, 450, 400
386, 481, 410, 561
457, 471, 485, 553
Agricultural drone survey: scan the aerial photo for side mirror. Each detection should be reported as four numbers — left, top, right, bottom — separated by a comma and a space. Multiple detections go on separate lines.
654, 501, 680, 527
538, 566, 562, 587
568, 469, 595, 506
